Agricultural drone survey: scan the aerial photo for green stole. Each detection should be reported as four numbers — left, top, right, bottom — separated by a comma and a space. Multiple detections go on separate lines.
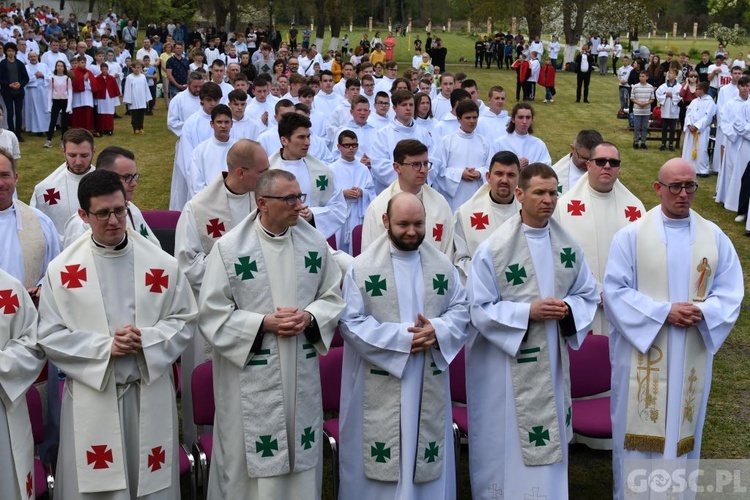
626, 207, 716, 456
352, 233, 452, 483
216, 211, 328, 477
488, 214, 582, 466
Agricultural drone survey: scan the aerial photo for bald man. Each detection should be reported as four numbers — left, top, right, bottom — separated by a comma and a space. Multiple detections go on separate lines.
604, 158, 743, 500
339, 191, 469, 499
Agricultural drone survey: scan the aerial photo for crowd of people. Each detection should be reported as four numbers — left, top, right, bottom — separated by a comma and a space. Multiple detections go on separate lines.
0, 15, 747, 500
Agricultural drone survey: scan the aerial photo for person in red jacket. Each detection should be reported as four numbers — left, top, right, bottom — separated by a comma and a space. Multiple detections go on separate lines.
511, 53, 530, 101
93, 63, 121, 135
70, 56, 98, 130
538, 56, 557, 103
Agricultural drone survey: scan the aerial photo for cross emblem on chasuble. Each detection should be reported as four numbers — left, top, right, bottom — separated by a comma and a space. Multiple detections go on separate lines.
624, 205, 642, 222
365, 275, 387, 296
43, 188, 60, 205
61, 264, 87, 289
470, 211, 489, 230
147, 446, 165, 472
86, 445, 114, 469
205, 218, 225, 238
0, 289, 19, 314
567, 199, 585, 216
145, 269, 169, 293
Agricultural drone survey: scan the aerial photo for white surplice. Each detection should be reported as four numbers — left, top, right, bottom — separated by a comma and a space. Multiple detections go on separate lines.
434, 129, 489, 211
603, 211, 743, 500
681, 95, 716, 176
29, 163, 94, 238
489, 131, 552, 166
171, 109, 212, 210
188, 136, 237, 198
328, 157, 376, 254
0, 200, 60, 285
370, 119, 433, 193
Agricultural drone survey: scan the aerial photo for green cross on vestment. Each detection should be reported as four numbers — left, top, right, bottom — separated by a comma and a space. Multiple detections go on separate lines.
305, 251, 322, 273
301, 427, 315, 449
433, 273, 448, 295
234, 256, 258, 280
505, 264, 527, 286
371, 442, 391, 463
255, 435, 278, 457
529, 426, 550, 447
365, 275, 387, 296
424, 441, 439, 463
560, 247, 576, 268
316, 175, 329, 191
139, 224, 149, 237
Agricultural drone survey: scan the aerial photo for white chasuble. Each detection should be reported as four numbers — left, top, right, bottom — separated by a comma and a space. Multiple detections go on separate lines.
466, 215, 599, 500
339, 234, 469, 499
604, 208, 743, 500
555, 175, 645, 335
30, 163, 95, 237
198, 212, 344, 499
551, 154, 586, 195
0, 269, 44, 500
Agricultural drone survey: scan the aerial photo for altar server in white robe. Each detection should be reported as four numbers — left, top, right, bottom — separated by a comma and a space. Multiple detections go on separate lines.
257, 99, 296, 157
170, 81, 219, 211
23, 52, 50, 134
339, 192, 469, 499
63, 146, 160, 248
431, 89, 471, 144
37, 170, 198, 499
711, 66, 742, 175
555, 142, 645, 336
30, 128, 95, 237
467, 163, 599, 500
166, 72, 203, 140
268, 112, 346, 240
189, 104, 237, 198
370, 89, 433, 193
603, 158, 743, 500
0, 268, 45, 500
227, 89, 264, 141
336, 95, 376, 161
198, 169, 345, 499
329, 129, 375, 254
488, 102, 552, 167
718, 76, 750, 213
551, 129, 603, 195
363, 139, 454, 256
434, 100, 489, 211
175, 139, 269, 446
681, 82, 716, 177
453, 151, 520, 283
476, 86, 510, 145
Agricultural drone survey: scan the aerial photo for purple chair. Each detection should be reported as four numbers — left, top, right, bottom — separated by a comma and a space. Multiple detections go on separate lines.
26, 385, 54, 498
141, 210, 181, 256
319, 347, 343, 499
178, 443, 196, 500
351, 224, 363, 257
449, 346, 467, 500
327, 234, 337, 251
191, 361, 215, 499
568, 335, 613, 449
330, 326, 344, 348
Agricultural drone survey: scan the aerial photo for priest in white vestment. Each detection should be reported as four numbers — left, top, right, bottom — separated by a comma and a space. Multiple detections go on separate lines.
681, 83, 716, 177
488, 103, 551, 167
29, 128, 96, 238
189, 105, 237, 198
467, 163, 599, 500
328, 129, 376, 254
62, 146, 160, 249
434, 100, 489, 211
37, 170, 198, 499
175, 140, 268, 446
603, 158, 743, 500
169, 80, 219, 211
550, 129, 603, 195
0, 268, 45, 500
23, 52, 50, 134
363, 139, 454, 257
555, 142, 645, 336
453, 151, 520, 283
268, 112, 346, 239
198, 169, 344, 499
339, 192, 469, 499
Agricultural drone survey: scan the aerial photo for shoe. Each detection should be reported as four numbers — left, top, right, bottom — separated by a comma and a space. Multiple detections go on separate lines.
92, 131, 101, 137
107, 131, 113, 136
584, 100, 590, 103
576, 99, 580, 103
640, 143, 648, 150
745, 231, 750, 237
633, 142, 639, 150
543, 99, 548, 103
146, 111, 153, 115
134, 129, 139, 135
549, 99, 554, 102
735, 214, 746, 223
669, 145, 674, 151
43, 140, 52, 148
660, 145, 666, 151
114, 114, 122, 119
16, 135, 24, 142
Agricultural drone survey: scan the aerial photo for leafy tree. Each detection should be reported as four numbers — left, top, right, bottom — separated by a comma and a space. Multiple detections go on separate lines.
706, 22, 746, 46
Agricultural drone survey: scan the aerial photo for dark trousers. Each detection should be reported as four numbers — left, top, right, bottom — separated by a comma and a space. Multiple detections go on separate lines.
475, 53, 484, 68
485, 53, 493, 68
504, 54, 512, 69
2, 91, 23, 136
738, 161, 750, 216
147, 85, 156, 112
131, 108, 145, 130
47, 99, 69, 140
576, 72, 591, 101
661, 118, 677, 146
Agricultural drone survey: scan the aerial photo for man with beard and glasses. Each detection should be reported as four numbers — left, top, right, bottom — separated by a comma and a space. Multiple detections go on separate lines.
338, 191, 469, 499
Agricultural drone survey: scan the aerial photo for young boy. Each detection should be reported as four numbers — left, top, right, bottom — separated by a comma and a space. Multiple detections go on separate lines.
94, 62, 121, 135
630, 70, 654, 149
143, 55, 158, 114
123, 60, 152, 134
656, 68, 680, 151
539, 56, 556, 103
232, 73, 250, 93
227, 88, 263, 140
71, 55, 98, 130
328, 129, 375, 254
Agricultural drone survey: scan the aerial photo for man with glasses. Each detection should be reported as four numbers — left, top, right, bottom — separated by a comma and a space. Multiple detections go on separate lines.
63, 146, 160, 249
269, 112, 346, 239
363, 139, 454, 255
551, 129, 603, 195
198, 168, 344, 499
604, 157, 743, 500
38, 169, 198, 499
555, 141, 645, 335
375, 60, 399, 94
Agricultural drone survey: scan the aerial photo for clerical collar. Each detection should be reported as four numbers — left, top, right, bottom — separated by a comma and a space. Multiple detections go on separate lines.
258, 216, 289, 237
280, 149, 304, 162
92, 233, 128, 250
488, 191, 514, 205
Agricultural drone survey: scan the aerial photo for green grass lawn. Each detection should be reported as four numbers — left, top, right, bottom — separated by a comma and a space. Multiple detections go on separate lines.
15, 30, 750, 499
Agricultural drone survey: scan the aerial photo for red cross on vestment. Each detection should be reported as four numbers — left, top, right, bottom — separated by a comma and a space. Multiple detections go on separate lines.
61, 264, 87, 289
432, 223, 443, 241
147, 446, 166, 472
470, 212, 489, 230
206, 218, 225, 238
145, 269, 169, 293
624, 205, 642, 222
86, 445, 114, 469
567, 199, 585, 216
43, 188, 60, 205
0, 289, 19, 314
